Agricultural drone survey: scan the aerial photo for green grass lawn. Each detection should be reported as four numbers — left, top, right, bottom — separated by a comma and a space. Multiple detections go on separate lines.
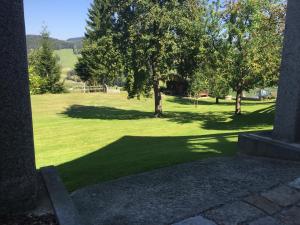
54, 49, 78, 70
31, 93, 275, 191
54, 49, 79, 87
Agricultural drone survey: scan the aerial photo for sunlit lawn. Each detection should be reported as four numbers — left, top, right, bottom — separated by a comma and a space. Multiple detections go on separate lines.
31, 92, 275, 191
54, 49, 78, 70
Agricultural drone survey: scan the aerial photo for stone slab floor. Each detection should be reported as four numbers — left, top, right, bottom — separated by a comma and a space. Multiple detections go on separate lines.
71, 156, 300, 225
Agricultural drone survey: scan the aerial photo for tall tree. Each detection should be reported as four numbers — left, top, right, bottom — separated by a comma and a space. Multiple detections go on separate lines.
202, 0, 230, 104
222, 0, 284, 114
119, 0, 198, 117
249, 0, 285, 89
175, 0, 206, 82
188, 0, 230, 104
28, 26, 63, 94
75, 0, 124, 86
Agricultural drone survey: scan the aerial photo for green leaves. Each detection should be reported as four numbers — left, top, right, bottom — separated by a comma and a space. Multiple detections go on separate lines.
76, 0, 124, 86
223, 0, 285, 94
28, 27, 63, 94
77, 0, 285, 114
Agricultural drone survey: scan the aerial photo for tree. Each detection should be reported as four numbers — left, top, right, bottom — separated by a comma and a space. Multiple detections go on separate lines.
119, 0, 194, 117
189, 0, 230, 104
249, 0, 285, 89
28, 65, 44, 95
189, 69, 208, 106
175, 0, 207, 83
28, 26, 63, 94
76, 37, 124, 86
202, 0, 230, 104
75, 0, 124, 86
222, 0, 284, 114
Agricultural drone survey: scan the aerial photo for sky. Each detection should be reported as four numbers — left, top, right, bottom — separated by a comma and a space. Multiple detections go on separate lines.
24, 0, 93, 40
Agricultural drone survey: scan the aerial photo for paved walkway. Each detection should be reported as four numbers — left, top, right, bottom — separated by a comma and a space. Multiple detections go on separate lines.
71, 156, 300, 225
174, 178, 300, 225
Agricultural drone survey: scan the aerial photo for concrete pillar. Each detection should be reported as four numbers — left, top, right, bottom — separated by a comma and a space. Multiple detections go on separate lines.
273, 0, 300, 143
0, 0, 37, 213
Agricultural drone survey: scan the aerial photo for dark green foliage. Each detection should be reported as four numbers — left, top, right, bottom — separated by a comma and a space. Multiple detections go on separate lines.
26, 35, 83, 54
26, 35, 74, 50
67, 37, 84, 53
77, 0, 285, 115
221, 0, 286, 114
75, 0, 124, 86
28, 27, 64, 94
118, 0, 193, 116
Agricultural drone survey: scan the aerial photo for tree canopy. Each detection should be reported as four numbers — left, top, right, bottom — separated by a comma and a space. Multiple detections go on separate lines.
28, 27, 64, 94
76, 0, 286, 115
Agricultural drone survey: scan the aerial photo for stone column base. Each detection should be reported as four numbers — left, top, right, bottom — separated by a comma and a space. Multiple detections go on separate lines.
0, 176, 37, 214
238, 131, 300, 161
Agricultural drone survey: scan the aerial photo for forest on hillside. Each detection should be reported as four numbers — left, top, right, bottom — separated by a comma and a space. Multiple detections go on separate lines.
26, 35, 83, 51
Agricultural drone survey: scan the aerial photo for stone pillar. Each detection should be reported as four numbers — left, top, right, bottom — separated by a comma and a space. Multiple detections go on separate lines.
0, 0, 37, 213
238, 0, 300, 161
273, 0, 300, 143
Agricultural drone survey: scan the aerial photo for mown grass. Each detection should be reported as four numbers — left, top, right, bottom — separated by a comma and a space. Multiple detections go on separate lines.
54, 48, 78, 70
31, 93, 275, 191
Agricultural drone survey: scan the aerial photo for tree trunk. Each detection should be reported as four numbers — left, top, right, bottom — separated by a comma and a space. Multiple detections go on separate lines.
216, 97, 220, 104
153, 80, 162, 117
235, 90, 242, 115
194, 97, 199, 108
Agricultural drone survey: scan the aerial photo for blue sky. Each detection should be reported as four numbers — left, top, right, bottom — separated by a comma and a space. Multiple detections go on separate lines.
24, 0, 93, 40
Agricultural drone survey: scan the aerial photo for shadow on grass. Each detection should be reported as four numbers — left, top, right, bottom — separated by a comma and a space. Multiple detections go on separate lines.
57, 132, 239, 192
166, 96, 276, 106
165, 104, 275, 130
61, 105, 153, 120
62, 104, 275, 131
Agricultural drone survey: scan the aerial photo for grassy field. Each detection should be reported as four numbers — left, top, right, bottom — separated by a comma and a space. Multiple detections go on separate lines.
54, 49, 78, 71
31, 93, 275, 191
54, 49, 79, 88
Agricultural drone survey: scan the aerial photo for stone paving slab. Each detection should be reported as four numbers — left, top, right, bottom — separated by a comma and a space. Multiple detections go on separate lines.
204, 201, 264, 225
276, 206, 300, 225
248, 216, 283, 225
289, 177, 300, 190
261, 185, 300, 207
172, 216, 216, 225
243, 194, 281, 215
71, 156, 300, 225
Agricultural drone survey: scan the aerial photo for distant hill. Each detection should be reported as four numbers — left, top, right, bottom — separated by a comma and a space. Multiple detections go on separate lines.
67, 37, 84, 51
26, 35, 83, 51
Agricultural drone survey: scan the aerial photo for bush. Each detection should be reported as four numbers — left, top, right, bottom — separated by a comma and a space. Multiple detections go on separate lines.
66, 70, 82, 82
29, 73, 44, 95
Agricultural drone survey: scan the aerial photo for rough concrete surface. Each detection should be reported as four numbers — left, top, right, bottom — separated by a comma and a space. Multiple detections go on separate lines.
0, 0, 37, 213
71, 156, 300, 225
273, 0, 300, 142
172, 216, 216, 225
248, 216, 283, 225
41, 167, 82, 225
261, 185, 300, 207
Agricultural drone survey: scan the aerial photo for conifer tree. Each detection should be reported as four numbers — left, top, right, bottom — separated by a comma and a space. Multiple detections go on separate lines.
28, 26, 63, 94
75, 0, 123, 86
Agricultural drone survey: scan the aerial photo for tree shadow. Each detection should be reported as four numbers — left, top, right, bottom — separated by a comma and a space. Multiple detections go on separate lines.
56, 132, 240, 192
166, 96, 276, 106
61, 104, 275, 131
165, 105, 275, 130
204, 104, 275, 130
61, 105, 153, 120
166, 97, 232, 106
